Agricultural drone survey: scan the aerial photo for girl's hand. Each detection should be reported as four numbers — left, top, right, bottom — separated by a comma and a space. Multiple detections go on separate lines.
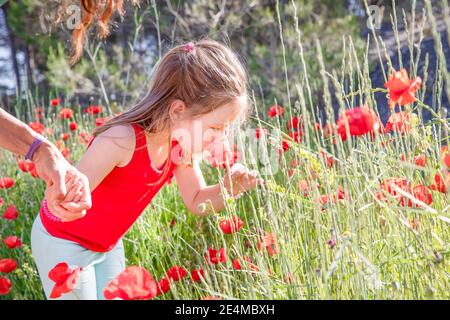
60, 172, 85, 205
222, 163, 264, 197
45, 171, 87, 222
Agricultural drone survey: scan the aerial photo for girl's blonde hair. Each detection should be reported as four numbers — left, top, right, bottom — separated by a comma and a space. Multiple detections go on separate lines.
94, 38, 250, 186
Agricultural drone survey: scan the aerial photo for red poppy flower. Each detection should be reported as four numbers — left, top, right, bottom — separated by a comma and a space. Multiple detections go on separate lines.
61, 133, 70, 141
61, 148, 70, 158
429, 171, 450, 194
0, 276, 12, 295
28, 122, 45, 134
156, 277, 170, 296
336, 185, 347, 200
205, 248, 227, 265
384, 111, 411, 134
232, 257, 258, 272
59, 108, 73, 120
320, 151, 333, 168
256, 232, 279, 256
232, 257, 242, 270
48, 262, 82, 299
441, 146, 450, 169
95, 117, 105, 127
3, 204, 18, 220
18, 160, 39, 178
80, 131, 93, 144
69, 121, 78, 131
0, 177, 15, 189
407, 185, 433, 207
298, 180, 311, 197
289, 130, 303, 142
286, 116, 302, 131
255, 128, 268, 140
191, 269, 205, 283
0, 258, 18, 273
3, 236, 22, 249
288, 130, 303, 147
84, 105, 103, 115
378, 178, 422, 206
165, 266, 188, 282
322, 123, 337, 138
314, 194, 332, 207
413, 155, 427, 167
314, 122, 322, 131
267, 105, 284, 118
291, 159, 301, 168
336, 105, 381, 141
281, 131, 302, 152
219, 216, 244, 234
380, 178, 411, 197
103, 266, 157, 300
281, 140, 290, 152
384, 69, 422, 109
50, 98, 61, 107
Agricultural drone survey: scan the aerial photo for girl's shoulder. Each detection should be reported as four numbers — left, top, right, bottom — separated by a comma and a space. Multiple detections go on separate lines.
95, 124, 136, 145
93, 124, 137, 167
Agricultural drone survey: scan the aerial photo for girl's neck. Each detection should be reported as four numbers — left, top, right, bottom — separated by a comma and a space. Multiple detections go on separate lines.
143, 129, 172, 164
144, 129, 170, 146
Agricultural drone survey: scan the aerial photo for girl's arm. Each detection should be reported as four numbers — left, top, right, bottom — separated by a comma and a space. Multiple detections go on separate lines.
173, 159, 264, 216
75, 125, 134, 192
173, 160, 225, 216
57, 125, 134, 214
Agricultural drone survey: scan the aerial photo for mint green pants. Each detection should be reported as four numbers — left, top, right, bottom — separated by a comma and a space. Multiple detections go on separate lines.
30, 214, 126, 300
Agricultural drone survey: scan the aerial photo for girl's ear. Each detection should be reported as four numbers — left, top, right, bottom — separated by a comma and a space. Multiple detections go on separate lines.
169, 99, 187, 121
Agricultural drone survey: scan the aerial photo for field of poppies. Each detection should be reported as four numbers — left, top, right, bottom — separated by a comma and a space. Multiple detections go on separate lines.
1, 5, 450, 300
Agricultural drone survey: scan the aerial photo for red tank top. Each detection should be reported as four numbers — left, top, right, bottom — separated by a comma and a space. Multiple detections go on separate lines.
39, 123, 183, 252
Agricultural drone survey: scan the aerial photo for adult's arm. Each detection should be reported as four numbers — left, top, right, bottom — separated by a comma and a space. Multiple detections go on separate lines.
0, 108, 39, 157
0, 108, 91, 221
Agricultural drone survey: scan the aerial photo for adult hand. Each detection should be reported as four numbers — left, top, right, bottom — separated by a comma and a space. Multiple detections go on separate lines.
0, 108, 91, 221
34, 140, 91, 222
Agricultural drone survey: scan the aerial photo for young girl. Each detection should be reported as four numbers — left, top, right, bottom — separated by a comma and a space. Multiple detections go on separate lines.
30, 39, 264, 300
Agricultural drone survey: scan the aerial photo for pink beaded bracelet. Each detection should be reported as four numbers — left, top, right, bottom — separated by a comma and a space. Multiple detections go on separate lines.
42, 199, 63, 223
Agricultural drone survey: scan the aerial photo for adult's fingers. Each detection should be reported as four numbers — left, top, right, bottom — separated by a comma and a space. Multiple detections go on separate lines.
50, 166, 67, 201
64, 181, 83, 203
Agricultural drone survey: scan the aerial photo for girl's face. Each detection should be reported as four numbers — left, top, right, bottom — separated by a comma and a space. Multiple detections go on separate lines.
170, 95, 247, 155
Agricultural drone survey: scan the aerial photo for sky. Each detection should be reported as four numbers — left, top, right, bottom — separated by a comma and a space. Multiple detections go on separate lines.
0, 7, 15, 93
